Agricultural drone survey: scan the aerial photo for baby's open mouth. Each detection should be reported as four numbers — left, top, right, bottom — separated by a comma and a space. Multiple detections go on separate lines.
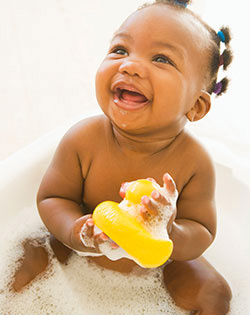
112, 83, 150, 111
116, 88, 148, 104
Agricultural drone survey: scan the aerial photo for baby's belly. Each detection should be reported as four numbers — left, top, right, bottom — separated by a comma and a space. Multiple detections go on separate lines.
87, 255, 140, 274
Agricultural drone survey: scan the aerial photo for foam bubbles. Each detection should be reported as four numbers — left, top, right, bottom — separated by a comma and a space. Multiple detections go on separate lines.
120, 180, 178, 240
0, 206, 189, 315
78, 222, 133, 261
79, 181, 178, 265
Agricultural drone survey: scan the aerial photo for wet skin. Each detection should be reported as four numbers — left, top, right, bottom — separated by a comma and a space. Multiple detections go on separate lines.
12, 4, 231, 315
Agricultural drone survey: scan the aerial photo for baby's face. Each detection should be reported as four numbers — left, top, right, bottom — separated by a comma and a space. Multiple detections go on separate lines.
95, 4, 209, 135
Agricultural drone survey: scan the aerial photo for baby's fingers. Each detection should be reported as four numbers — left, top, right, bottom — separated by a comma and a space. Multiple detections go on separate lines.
94, 233, 119, 250
141, 195, 158, 216
94, 232, 109, 244
140, 206, 151, 220
141, 196, 158, 216
119, 182, 130, 198
140, 190, 170, 220
163, 173, 177, 196
110, 241, 119, 249
151, 190, 169, 205
84, 218, 95, 237
73, 215, 92, 236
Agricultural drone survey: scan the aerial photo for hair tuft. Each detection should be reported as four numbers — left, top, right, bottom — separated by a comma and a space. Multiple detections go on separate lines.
215, 77, 230, 97
219, 26, 232, 45
221, 49, 233, 70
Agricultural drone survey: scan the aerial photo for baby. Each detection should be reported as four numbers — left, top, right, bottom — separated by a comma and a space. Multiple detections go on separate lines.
12, 0, 233, 314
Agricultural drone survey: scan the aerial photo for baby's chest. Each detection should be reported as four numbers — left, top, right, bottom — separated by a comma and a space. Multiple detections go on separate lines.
81, 149, 191, 212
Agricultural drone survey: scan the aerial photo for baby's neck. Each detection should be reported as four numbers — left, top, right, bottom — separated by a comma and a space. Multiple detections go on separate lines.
111, 123, 184, 155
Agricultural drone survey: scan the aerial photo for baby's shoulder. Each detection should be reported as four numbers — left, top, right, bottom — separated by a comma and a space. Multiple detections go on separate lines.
180, 131, 215, 174
61, 114, 107, 146
67, 114, 106, 136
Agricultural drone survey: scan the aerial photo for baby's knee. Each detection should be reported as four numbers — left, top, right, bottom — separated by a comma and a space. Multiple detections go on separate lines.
162, 258, 232, 315
198, 276, 232, 315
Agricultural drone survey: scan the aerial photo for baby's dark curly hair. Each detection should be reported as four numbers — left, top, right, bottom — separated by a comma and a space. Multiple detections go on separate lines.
138, 0, 233, 97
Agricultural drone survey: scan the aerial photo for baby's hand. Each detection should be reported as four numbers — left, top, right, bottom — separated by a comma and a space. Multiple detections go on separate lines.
144, 174, 178, 233
120, 173, 178, 233
70, 215, 119, 253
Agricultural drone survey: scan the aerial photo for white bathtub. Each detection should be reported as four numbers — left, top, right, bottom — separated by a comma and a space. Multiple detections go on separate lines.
0, 112, 249, 314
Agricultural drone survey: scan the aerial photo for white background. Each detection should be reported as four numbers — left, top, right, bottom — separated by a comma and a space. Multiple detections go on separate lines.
0, 0, 249, 160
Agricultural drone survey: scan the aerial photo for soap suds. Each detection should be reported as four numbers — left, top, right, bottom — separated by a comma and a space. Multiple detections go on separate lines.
119, 181, 178, 240
78, 222, 133, 261
0, 206, 189, 315
79, 180, 178, 265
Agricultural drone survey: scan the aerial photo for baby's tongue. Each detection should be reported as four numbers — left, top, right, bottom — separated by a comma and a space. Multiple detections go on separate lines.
121, 90, 147, 103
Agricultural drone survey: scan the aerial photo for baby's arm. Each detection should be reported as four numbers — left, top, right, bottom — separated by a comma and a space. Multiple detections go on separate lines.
139, 157, 216, 262
37, 125, 110, 253
170, 159, 216, 261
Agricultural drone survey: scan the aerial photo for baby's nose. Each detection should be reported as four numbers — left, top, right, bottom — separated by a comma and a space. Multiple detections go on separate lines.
118, 59, 148, 78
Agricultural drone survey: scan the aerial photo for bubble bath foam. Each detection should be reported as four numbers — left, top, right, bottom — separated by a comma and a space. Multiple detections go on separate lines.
0, 206, 189, 315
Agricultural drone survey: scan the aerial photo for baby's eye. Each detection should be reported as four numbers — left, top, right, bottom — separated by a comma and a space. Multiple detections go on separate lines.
153, 55, 175, 66
111, 47, 128, 56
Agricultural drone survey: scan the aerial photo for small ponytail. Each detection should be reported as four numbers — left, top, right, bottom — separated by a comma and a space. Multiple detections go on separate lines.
217, 26, 232, 45
209, 26, 233, 96
220, 48, 233, 70
212, 77, 230, 97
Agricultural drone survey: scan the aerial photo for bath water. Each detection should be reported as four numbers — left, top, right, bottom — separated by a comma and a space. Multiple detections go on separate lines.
0, 206, 189, 315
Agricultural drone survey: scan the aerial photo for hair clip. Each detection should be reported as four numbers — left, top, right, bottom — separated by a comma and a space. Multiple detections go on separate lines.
217, 30, 226, 43
174, 0, 188, 8
213, 81, 223, 95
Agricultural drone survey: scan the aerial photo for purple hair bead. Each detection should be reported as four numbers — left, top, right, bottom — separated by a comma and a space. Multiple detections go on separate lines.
213, 82, 223, 95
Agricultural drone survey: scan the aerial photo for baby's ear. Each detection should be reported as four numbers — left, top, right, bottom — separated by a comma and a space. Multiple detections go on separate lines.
186, 91, 211, 122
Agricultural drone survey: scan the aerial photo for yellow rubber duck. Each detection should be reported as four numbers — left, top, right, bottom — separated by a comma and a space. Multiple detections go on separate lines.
93, 179, 173, 268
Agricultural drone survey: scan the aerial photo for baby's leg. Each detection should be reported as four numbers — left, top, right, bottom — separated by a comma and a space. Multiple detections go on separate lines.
163, 256, 232, 315
12, 238, 49, 292
49, 234, 73, 263
12, 235, 72, 292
